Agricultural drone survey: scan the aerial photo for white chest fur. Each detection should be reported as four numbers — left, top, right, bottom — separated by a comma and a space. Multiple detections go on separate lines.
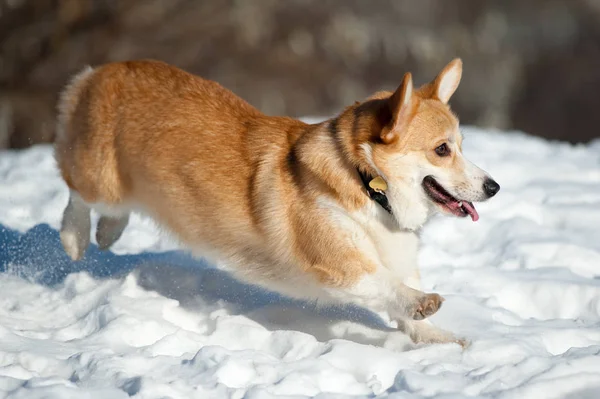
319, 197, 422, 289
359, 205, 421, 283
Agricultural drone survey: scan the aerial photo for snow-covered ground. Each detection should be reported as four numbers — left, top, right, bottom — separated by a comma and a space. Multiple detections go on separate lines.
0, 125, 599, 398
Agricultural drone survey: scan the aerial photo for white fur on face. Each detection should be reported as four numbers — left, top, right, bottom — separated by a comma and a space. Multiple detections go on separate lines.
385, 154, 432, 230
364, 147, 433, 231
420, 141, 491, 203
361, 128, 493, 230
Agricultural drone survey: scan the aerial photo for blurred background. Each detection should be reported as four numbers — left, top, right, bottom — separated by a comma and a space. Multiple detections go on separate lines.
1, 0, 599, 149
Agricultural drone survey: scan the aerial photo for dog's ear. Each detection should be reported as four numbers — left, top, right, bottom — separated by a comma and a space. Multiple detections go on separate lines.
432, 58, 462, 104
382, 72, 413, 144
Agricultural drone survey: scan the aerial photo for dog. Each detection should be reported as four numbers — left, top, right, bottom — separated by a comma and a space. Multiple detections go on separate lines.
54, 58, 499, 346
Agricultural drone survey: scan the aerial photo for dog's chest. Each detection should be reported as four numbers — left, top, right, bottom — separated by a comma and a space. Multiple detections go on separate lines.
319, 197, 421, 279
344, 204, 421, 277
364, 217, 420, 277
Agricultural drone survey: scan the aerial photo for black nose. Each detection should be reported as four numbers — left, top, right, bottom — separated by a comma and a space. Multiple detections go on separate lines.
483, 179, 500, 197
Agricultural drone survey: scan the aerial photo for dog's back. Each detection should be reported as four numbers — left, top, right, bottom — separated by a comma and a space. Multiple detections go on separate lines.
55, 60, 307, 264
57, 60, 256, 202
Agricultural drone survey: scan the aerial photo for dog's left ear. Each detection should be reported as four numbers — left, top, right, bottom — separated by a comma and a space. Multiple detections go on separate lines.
382, 72, 414, 144
432, 58, 462, 104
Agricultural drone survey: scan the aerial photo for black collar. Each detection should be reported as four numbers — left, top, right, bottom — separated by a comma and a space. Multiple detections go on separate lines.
357, 169, 393, 215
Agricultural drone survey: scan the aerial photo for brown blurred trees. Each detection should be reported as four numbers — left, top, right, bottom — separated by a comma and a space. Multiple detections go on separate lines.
1, 0, 599, 148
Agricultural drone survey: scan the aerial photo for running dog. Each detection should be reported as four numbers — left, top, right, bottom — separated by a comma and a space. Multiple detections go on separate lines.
55, 58, 500, 345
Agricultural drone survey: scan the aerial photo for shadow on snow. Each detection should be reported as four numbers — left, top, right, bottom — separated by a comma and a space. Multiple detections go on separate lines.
0, 223, 409, 348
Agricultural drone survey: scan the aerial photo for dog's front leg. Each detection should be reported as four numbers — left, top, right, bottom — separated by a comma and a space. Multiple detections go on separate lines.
312, 259, 469, 346
392, 268, 467, 347
317, 265, 445, 322
324, 265, 469, 346
297, 225, 448, 335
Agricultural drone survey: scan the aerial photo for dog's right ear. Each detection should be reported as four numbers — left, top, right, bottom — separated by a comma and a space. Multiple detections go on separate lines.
382, 72, 414, 144
432, 58, 462, 104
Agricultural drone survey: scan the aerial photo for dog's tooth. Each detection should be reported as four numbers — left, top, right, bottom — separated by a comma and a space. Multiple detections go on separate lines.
458, 201, 463, 207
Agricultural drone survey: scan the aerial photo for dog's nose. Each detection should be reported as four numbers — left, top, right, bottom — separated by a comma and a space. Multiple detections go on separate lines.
483, 178, 500, 197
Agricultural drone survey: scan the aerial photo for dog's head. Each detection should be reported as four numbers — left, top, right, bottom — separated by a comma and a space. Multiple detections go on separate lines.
347, 59, 499, 230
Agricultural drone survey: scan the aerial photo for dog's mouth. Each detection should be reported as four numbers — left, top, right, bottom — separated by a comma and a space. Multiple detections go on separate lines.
422, 176, 479, 222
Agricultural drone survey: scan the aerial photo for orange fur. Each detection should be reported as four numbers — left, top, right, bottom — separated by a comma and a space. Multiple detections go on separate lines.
56, 60, 375, 287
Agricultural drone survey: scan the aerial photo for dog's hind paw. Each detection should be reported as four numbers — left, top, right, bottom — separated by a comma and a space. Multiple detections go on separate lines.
60, 229, 88, 261
413, 293, 444, 320
96, 215, 129, 250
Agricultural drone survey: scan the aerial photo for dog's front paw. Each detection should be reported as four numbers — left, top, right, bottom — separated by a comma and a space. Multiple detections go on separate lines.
413, 293, 444, 320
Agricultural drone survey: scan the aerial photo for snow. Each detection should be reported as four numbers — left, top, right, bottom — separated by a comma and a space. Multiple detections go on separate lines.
0, 125, 600, 398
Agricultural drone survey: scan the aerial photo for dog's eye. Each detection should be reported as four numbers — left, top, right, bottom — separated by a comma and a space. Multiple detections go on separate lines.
435, 143, 450, 157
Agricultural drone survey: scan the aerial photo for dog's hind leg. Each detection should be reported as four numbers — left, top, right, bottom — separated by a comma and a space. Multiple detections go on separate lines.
399, 319, 468, 348
60, 191, 91, 261
96, 214, 129, 250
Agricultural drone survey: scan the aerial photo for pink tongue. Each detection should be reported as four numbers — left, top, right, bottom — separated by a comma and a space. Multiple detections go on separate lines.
462, 201, 479, 222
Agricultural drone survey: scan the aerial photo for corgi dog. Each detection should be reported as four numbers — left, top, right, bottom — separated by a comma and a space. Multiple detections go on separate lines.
55, 58, 499, 346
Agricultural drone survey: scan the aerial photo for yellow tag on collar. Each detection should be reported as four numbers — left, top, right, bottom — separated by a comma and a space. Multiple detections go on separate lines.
369, 176, 387, 192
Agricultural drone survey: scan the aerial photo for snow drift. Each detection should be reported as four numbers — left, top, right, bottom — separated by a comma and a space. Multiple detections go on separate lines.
0, 126, 599, 398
